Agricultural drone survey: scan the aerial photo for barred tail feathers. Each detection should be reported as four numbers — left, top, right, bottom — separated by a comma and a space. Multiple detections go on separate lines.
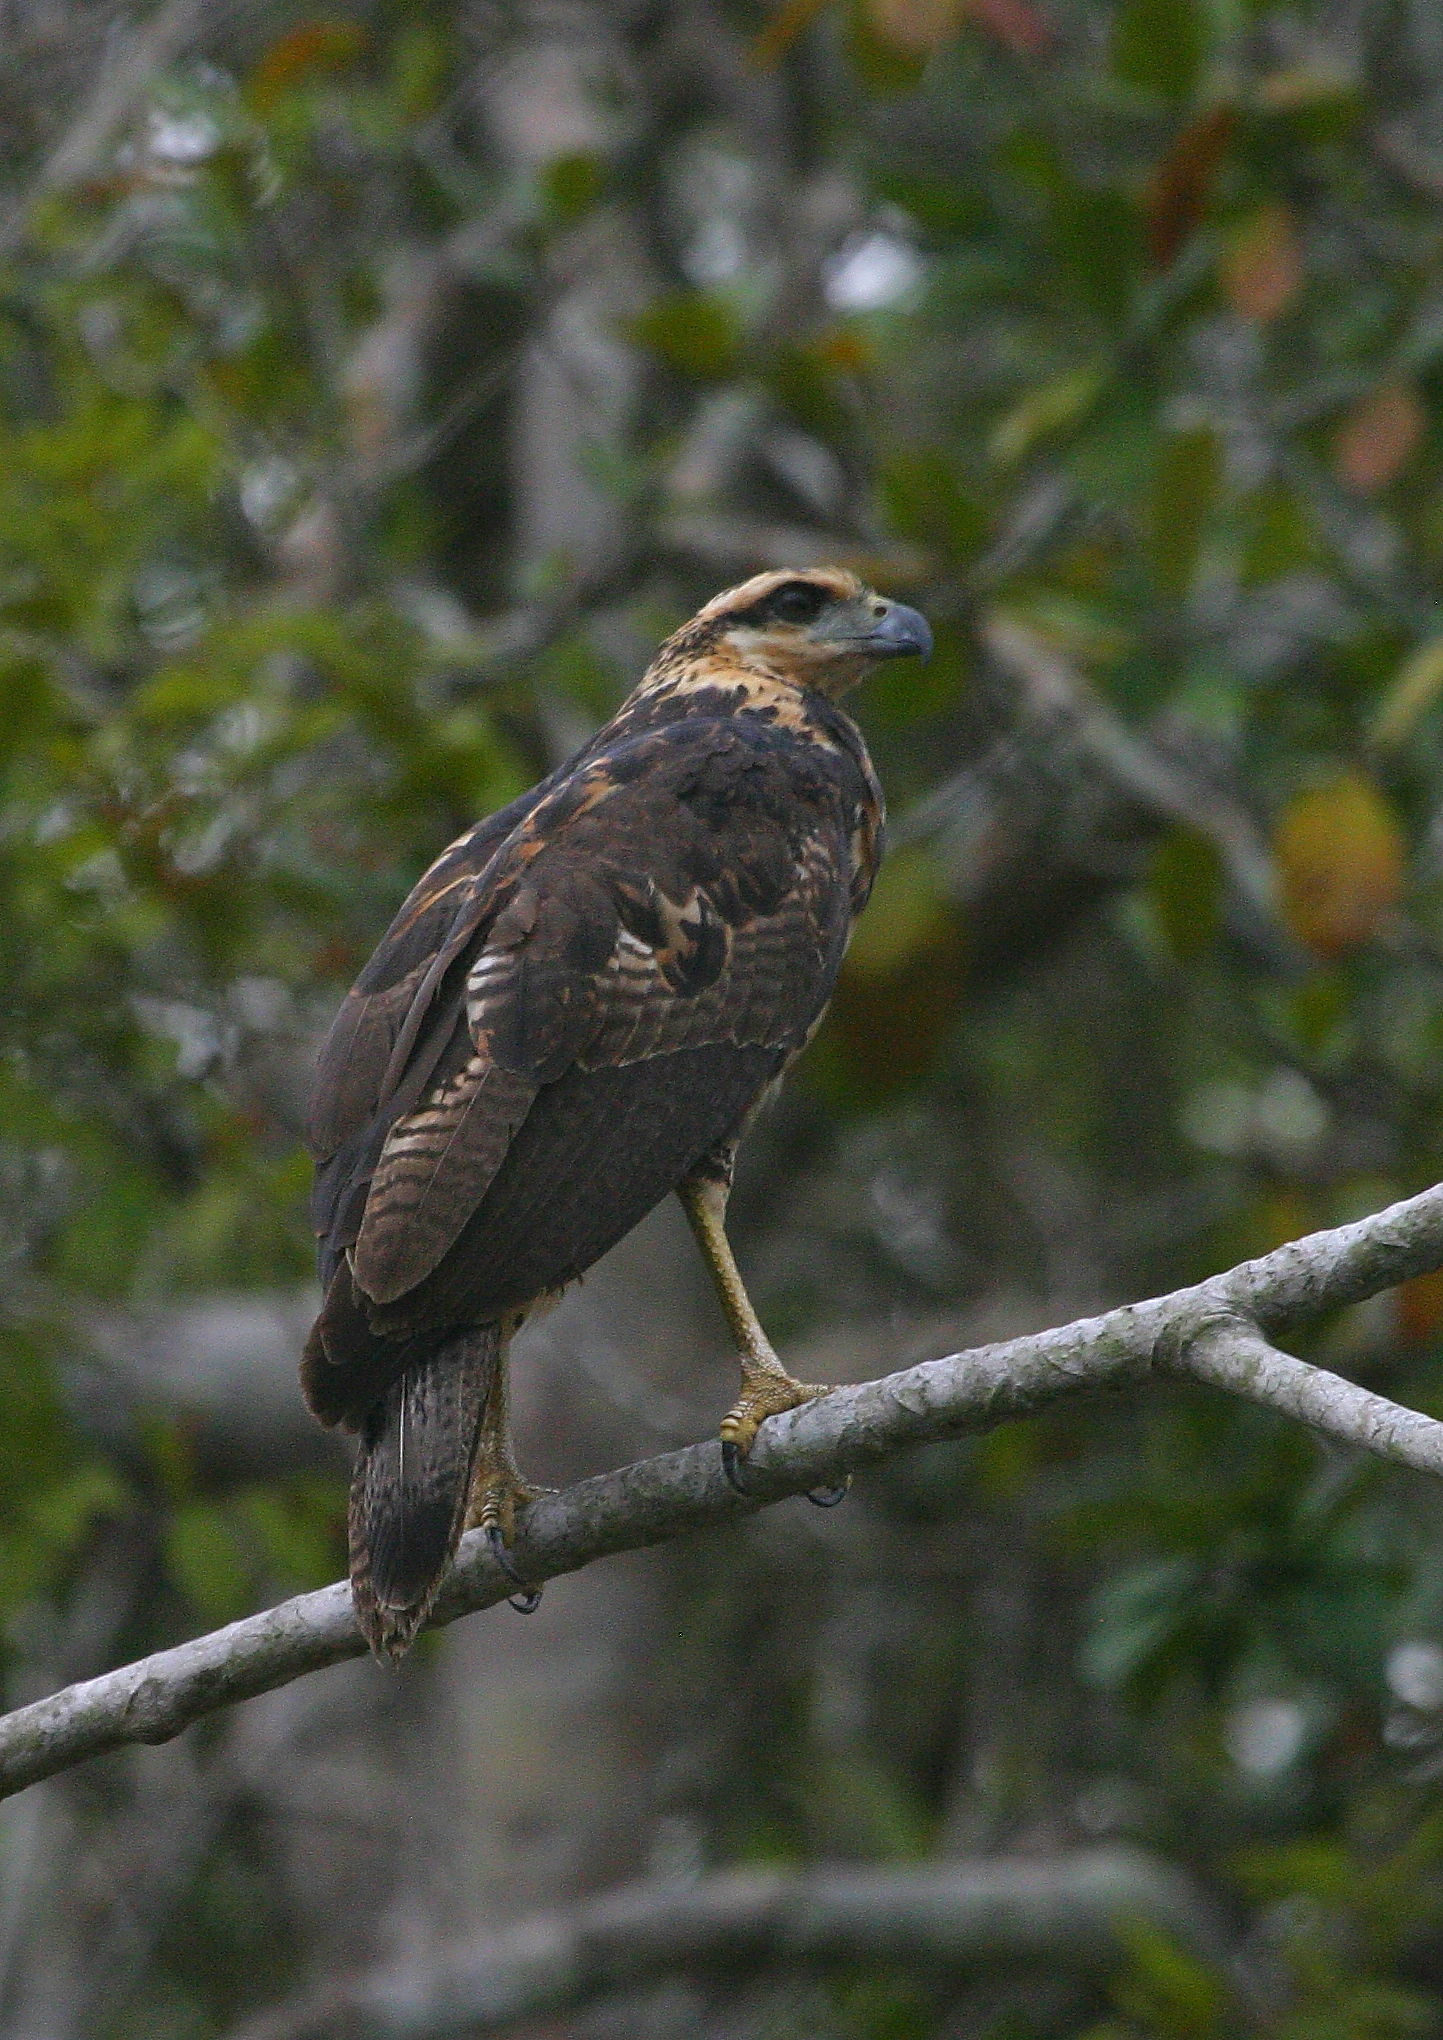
347, 1326, 499, 1662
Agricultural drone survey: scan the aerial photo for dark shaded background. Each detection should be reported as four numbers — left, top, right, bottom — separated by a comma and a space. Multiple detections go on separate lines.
7, 0, 1443, 2033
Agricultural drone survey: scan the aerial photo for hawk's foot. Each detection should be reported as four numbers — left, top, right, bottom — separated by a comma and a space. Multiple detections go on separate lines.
485, 1525, 541, 1614
466, 1467, 551, 1614
719, 1368, 848, 1508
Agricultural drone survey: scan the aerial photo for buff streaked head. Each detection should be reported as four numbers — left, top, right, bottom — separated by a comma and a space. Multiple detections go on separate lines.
649, 566, 932, 699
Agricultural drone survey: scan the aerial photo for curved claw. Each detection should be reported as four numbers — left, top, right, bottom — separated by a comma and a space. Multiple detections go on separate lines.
722, 1439, 849, 1510
720, 1437, 754, 1496
486, 1523, 542, 1614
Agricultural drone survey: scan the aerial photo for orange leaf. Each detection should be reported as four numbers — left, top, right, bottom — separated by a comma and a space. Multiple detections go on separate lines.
750, 0, 833, 66
964, 0, 1053, 55
1221, 203, 1303, 323
1397, 1267, 1443, 1345
813, 326, 874, 374
1274, 772, 1406, 957
864, 0, 1051, 53
1145, 105, 1236, 268
1334, 381, 1425, 495
249, 19, 367, 110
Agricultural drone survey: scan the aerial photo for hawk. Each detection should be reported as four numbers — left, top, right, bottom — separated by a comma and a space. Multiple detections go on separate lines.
302, 567, 932, 1658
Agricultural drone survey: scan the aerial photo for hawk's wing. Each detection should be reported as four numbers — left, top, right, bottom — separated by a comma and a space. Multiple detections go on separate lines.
306, 787, 541, 1286
308, 719, 859, 1351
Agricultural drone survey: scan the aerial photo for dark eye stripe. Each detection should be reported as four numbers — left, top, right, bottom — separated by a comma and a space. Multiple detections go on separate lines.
732, 580, 829, 628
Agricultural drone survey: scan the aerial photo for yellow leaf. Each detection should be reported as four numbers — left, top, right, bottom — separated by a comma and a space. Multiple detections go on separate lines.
1255, 59, 1357, 111
845, 845, 954, 976
1221, 203, 1302, 323
1274, 772, 1405, 957
1371, 635, 1443, 750
1250, 1189, 1313, 1257
989, 364, 1103, 467
867, 0, 966, 52
829, 847, 966, 1094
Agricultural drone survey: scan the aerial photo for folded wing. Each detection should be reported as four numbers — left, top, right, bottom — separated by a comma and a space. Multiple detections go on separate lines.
305, 719, 858, 1418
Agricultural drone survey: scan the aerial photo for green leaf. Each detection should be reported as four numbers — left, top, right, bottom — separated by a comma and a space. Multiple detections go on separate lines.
231, 1481, 343, 1595
629, 292, 743, 381
1151, 426, 1220, 599
844, 1, 929, 93
166, 1501, 254, 1624
881, 449, 990, 563
1082, 1558, 1201, 1689
1112, 0, 1207, 103
540, 151, 606, 224
1111, 1917, 1233, 2036
1238, 483, 1325, 581
1149, 827, 1224, 959
1050, 188, 1142, 323
24, 1463, 126, 1566
390, 24, 449, 120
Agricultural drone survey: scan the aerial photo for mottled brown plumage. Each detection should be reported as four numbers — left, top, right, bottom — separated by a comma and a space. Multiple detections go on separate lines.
302, 567, 931, 1658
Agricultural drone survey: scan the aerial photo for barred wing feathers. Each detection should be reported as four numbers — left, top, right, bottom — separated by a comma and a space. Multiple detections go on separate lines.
306, 718, 863, 1412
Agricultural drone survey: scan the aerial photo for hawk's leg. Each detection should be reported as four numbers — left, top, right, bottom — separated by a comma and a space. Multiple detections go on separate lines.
463, 1324, 548, 1612
679, 1159, 848, 1506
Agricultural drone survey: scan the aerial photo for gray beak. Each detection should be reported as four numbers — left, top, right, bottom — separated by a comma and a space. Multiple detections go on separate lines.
865, 601, 933, 660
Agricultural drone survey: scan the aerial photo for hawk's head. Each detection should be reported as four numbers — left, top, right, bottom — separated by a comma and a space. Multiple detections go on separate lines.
667, 566, 932, 699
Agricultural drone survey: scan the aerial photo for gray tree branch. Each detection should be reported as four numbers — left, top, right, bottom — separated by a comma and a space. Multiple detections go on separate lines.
3, 1182, 1443, 1802
1171, 1313, 1443, 1475
226, 1849, 1225, 2040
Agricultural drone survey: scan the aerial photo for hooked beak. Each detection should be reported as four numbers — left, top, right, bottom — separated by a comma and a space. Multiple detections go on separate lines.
863, 600, 933, 660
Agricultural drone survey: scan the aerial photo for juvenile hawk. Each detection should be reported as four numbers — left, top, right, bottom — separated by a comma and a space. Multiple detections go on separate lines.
302, 567, 932, 1658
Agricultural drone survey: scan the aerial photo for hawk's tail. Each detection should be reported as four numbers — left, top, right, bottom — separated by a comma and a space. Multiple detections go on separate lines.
347, 1326, 498, 1663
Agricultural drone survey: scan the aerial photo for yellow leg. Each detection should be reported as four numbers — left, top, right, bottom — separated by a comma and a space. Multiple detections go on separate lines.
679, 1169, 841, 1497
463, 1325, 548, 1610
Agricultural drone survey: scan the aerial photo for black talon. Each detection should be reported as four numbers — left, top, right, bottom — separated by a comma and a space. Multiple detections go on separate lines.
806, 1476, 851, 1508
486, 1523, 542, 1613
721, 1438, 754, 1496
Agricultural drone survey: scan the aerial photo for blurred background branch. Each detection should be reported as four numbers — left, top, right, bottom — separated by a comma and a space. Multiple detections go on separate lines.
227, 1850, 1228, 2039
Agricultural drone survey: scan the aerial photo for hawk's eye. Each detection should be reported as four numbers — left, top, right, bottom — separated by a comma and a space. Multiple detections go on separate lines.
768, 582, 827, 626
